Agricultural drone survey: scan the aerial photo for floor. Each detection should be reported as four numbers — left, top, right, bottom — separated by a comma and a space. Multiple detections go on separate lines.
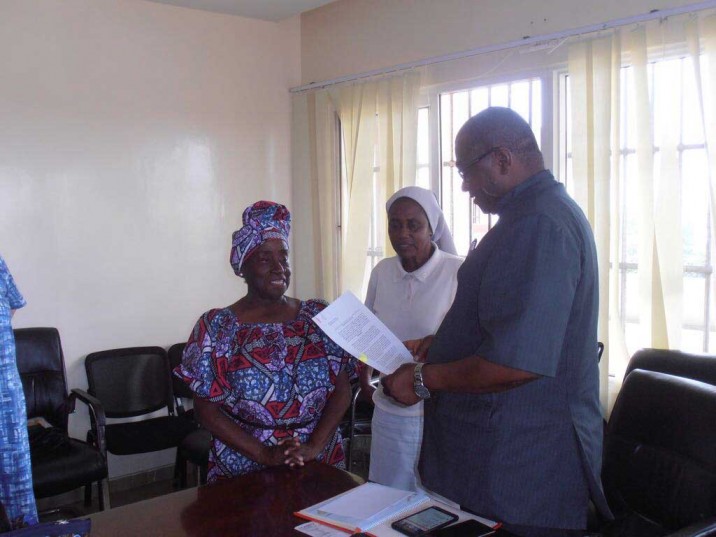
38, 475, 189, 522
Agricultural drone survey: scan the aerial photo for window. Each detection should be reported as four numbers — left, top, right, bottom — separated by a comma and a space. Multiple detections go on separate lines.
339, 105, 435, 292
560, 56, 714, 356
438, 78, 544, 255
416, 107, 431, 189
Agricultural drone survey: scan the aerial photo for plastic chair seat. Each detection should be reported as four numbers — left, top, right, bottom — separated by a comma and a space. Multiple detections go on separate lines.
104, 416, 197, 455
15, 327, 109, 510
30, 437, 108, 498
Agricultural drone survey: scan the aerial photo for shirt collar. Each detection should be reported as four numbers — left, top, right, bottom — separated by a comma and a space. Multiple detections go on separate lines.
391, 243, 443, 283
495, 169, 555, 215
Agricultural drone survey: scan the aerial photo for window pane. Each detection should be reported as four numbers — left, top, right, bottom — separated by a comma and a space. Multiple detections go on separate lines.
532, 80, 543, 150
560, 56, 713, 357
416, 167, 430, 189
470, 87, 489, 116
683, 273, 706, 330
681, 57, 705, 146
416, 107, 430, 189
440, 77, 543, 256
682, 149, 709, 266
490, 84, 509, 107
510, 81, 530, 124
417, 107, 430, 167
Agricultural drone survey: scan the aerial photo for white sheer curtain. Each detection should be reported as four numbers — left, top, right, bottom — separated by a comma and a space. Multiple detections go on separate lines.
568, 13, 716, 412
697, 16, 716, 282
329, 73, 420, 297
298, 72, 420, 300
304, 90, 342, 300
569, 34, 626, 412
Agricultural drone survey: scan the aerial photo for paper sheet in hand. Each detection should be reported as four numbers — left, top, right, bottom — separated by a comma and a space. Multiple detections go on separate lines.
313, 291, 414, 374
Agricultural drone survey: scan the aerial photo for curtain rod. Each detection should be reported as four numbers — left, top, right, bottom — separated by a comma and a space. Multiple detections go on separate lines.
290, 0, 716, 94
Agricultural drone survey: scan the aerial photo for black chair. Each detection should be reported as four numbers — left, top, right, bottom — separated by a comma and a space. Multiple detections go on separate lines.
599, 369, 716, 536
343, 374, 378, 477
14, 327, 109, 510
625, 348, 716, 386
167, 343, 196, 421
83, 346, 197, 481
167, 342, 210, 487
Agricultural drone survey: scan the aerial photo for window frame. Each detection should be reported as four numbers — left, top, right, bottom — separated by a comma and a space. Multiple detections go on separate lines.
420, 67, 559, 255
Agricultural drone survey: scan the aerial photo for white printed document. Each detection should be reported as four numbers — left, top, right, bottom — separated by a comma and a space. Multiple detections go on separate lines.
312, 291, 414, 374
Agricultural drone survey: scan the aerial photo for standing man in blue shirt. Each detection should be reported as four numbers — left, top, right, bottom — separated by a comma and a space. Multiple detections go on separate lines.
382, 107, 611, 537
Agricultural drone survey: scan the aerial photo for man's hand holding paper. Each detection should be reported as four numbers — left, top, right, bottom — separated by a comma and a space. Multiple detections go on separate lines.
380, 363, 422, 405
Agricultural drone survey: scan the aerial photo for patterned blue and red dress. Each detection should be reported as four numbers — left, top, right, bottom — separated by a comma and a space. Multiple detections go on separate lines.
176, 299, 354, 482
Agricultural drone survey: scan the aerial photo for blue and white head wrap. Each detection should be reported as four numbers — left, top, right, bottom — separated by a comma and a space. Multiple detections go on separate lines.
230, 201, 291, 276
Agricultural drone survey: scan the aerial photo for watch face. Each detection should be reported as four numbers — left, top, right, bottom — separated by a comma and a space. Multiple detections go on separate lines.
414, 383, 431, 399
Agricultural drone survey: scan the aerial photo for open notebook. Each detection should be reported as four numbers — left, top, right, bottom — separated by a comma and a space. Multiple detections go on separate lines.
295, 482, 499, 536
295, 482, 431, 533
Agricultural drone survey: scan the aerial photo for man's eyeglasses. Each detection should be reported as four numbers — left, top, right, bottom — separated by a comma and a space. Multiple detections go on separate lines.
456, 147, 500, 179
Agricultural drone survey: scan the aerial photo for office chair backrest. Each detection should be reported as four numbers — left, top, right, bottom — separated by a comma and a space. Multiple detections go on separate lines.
14, 327, 69, 430
603, 369, 716, 530
85, 346, 175, 418
625, 348, 716, 385
167, 342, 193, 400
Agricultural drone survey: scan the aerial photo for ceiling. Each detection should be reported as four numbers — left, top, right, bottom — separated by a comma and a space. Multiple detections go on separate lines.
142, 0, 337, 21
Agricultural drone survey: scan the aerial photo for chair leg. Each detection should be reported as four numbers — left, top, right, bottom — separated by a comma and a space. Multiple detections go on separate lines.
98, 479, 110, 511
198, 463, 207, 486
174, 449, 187, 489
84, 483, 92, 507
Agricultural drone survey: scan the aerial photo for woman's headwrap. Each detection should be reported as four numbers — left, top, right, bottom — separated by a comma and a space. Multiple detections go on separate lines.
230, 201, 291, 276
386, 186, 458, 255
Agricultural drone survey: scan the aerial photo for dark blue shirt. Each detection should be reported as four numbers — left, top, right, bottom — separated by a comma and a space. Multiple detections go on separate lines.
419, 170, 610, 529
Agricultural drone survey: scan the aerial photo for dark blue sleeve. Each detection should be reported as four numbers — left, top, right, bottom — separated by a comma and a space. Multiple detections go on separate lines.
476, 215, 580, 377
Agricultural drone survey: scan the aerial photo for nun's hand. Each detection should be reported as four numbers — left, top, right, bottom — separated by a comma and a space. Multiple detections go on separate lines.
404, 336, 434, 363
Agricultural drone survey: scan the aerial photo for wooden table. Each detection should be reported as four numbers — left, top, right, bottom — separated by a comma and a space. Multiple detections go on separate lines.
89, 461, 363, 536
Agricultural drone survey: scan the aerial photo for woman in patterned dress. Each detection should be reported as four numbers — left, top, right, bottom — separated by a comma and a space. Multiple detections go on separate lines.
0, 253, 38, 528
175, 201, 354, 482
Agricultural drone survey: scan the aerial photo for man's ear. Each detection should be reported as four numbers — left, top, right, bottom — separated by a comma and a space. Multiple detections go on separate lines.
497, 147, 511, 174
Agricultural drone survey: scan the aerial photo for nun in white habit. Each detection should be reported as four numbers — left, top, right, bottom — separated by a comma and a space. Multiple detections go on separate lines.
360, 186, 463, 491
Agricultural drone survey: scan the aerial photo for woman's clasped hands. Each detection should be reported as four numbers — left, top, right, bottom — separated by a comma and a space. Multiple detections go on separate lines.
265, 437, 319, 469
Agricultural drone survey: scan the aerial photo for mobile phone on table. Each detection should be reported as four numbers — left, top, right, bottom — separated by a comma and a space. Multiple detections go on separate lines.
391, 506, 459, 536
428, 518, 497, 537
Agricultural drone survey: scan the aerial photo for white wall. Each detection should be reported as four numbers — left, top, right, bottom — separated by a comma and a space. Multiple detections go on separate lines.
300, 0, 702, 85
0, 0, 300, 478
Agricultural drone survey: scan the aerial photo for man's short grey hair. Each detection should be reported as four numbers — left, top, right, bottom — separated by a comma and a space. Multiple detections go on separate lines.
458, 107, 544, 168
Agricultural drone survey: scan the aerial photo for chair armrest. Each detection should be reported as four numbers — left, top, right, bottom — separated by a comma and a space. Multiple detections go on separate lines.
69, 388, 107, 457
667, 517, 716, 537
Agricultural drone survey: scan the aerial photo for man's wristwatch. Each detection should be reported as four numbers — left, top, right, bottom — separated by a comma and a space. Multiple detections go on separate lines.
413, 363, 431, 400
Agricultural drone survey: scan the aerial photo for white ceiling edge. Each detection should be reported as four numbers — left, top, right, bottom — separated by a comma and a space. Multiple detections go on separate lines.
141, 0, 337, 22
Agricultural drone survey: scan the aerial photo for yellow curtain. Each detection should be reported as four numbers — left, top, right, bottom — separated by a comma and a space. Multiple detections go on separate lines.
306, 90, 342, 300
294, 72, 420, 301
696, 16, 716, 270
329, 73, 420, 297
568, 15, 716, 412
569, 34, 628, 413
